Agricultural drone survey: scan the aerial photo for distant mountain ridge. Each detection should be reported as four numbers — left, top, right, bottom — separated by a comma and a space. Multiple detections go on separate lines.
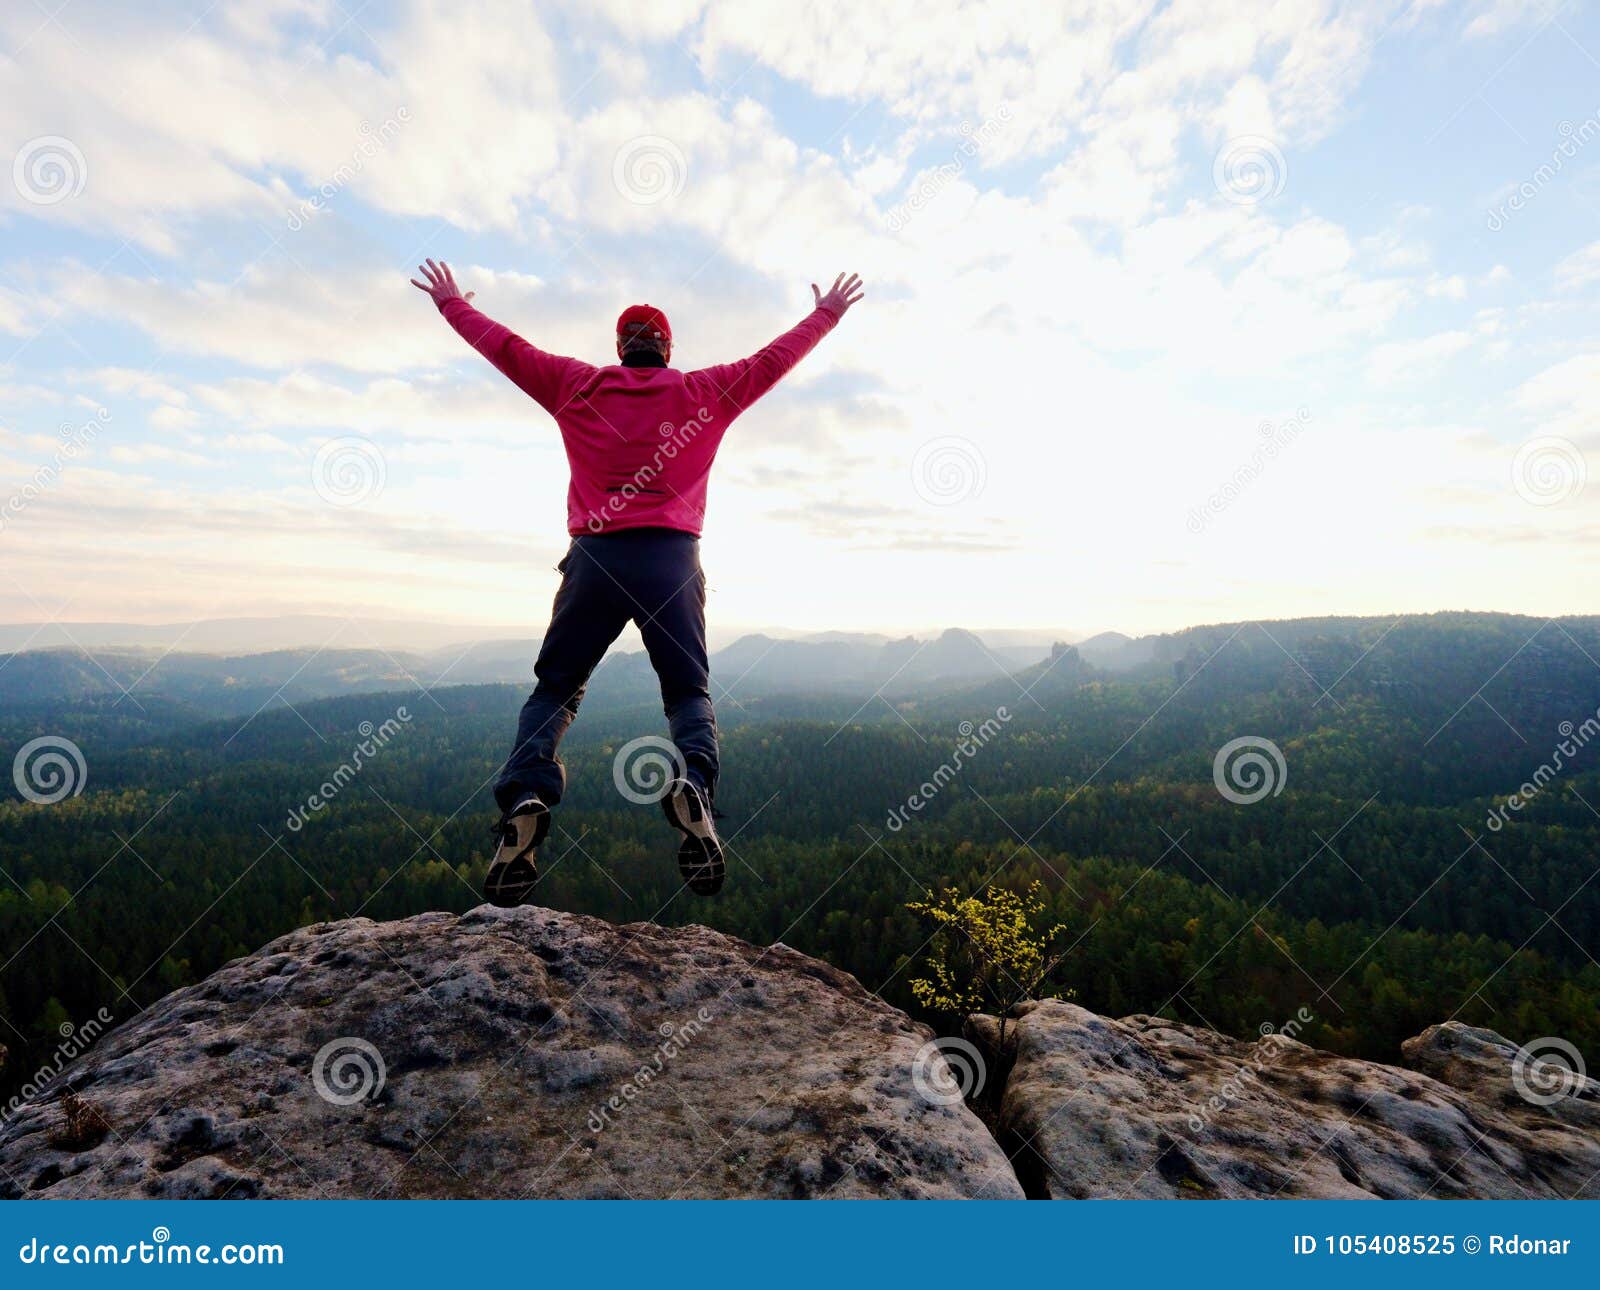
7, 612, 1599, 719
0, 626, 1061, 713
0, 616, 1083, 656
0, 615, 533, 654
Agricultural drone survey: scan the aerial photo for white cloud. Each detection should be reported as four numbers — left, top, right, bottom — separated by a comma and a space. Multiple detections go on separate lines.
0, 285, 39, 336
0, 0, 1591, 634
0, 1, 582, 252
1368, 330, 1474, 384
1517, 352, 1600, 440
53, 267, 453, 373
1554, 240, 1600, 291
1461, 0, 1560, 40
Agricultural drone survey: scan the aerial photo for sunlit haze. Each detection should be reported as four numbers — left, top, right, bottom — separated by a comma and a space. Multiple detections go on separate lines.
1, 0, 1596, 644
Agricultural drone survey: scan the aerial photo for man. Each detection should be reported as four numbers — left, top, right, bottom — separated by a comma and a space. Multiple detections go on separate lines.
411, 260, 865, 906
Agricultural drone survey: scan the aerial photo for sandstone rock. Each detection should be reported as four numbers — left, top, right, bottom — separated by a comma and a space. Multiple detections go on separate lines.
981, 999, 1599, 1199
1402, 1022, 1600, 1122
11, 909, 1589, 1203
0, 907, 1022, 1199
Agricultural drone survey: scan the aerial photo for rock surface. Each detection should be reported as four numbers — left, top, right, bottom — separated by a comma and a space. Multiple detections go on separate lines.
0, 907, 1022, 1199
9, 909, 1594, 1202
971, 1000, 1600, 1199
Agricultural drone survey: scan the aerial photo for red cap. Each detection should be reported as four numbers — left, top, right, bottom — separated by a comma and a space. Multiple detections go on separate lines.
616, 303, 671, 343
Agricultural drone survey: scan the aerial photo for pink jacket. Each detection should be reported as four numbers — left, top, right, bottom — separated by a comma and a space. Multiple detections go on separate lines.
438, 297, 840, 536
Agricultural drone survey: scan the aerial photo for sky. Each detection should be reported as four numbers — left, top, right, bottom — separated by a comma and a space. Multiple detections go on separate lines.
0, 0, 1596, 642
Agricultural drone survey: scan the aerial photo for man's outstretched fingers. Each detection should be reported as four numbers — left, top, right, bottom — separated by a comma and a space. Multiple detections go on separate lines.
411, 259, 474, 307
812, 270, 866, 317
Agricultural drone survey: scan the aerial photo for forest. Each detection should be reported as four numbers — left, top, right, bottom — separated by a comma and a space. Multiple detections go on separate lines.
2, 611, 1598, 1103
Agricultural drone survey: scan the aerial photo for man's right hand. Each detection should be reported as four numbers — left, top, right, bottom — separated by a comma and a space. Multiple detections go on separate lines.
410, 259, 475, 308
812, 272, 865, 318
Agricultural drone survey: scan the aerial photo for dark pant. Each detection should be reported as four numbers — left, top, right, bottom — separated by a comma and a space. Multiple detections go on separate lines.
494, 528, 717, 813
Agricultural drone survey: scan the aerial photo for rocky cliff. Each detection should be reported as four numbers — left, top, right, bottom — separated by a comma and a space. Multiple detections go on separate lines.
0, 908, 1594, 1200
968, 1000, 1599, 1199
0, 907, 1020, 1199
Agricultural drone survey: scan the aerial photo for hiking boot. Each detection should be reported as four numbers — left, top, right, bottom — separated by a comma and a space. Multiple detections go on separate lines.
484, 795, 550, 907
661, 778, 724, 896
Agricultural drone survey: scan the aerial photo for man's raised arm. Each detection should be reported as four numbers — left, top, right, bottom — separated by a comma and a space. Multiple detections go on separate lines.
411, 259, 591, 417
691, 272, 865, 414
